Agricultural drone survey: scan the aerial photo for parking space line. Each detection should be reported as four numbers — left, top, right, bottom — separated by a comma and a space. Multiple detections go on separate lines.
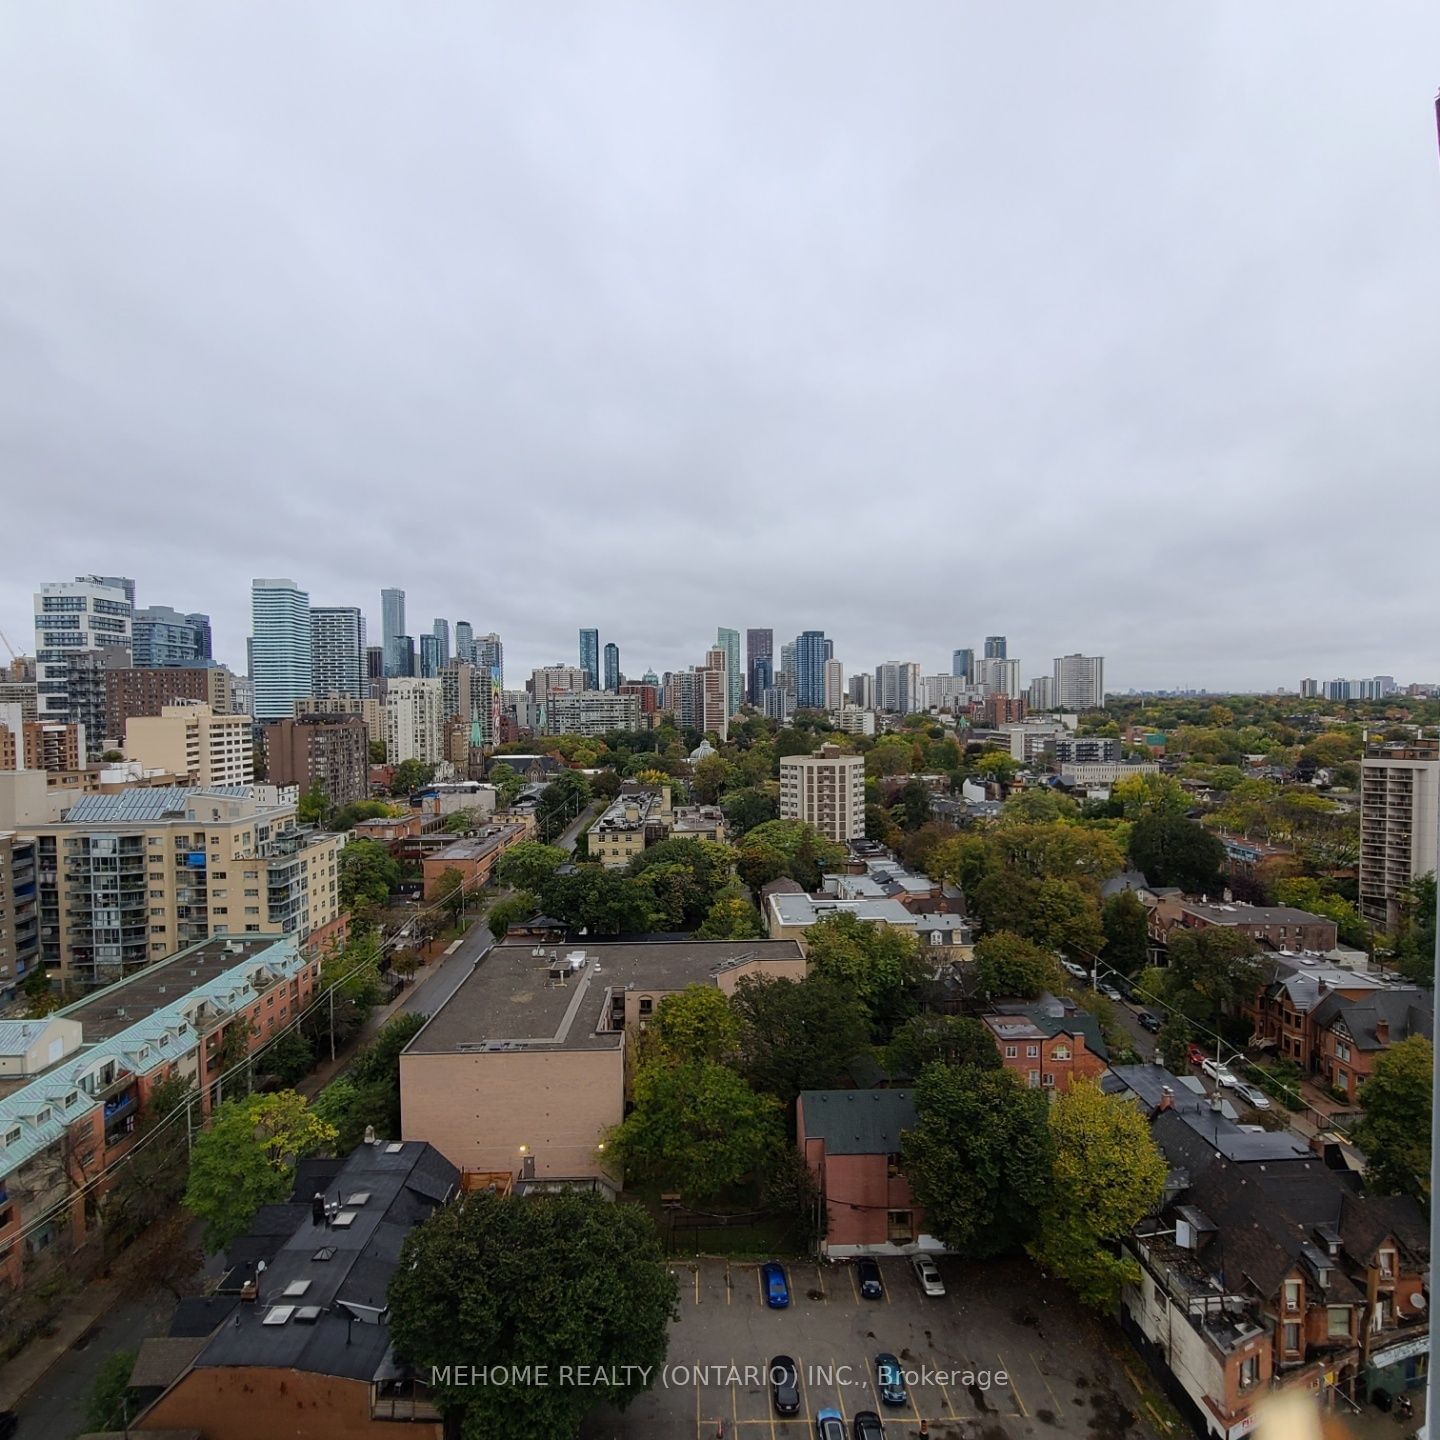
846, 1265, 860, 1303
999, 1352, 1029, 1417
726, 1262, 732, 1304
797, 1353, 814, 1427
812, 1261, 826, 1299
936, 1375, 959, 1419
1029, 1348, 1062, 1412
754, 1265, 764, 1307
693, 1267, 700, 1306
732, 1378, 739, 1436
695, 1378, 700, 1438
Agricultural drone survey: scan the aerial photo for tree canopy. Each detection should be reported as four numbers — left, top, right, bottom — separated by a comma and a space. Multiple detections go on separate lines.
730, 973, 870, 1105
803, 911, 929, 1041
972, 930, 1065, 1000
1128, 811, 1225, 893
1353, 1036, 1431, 1203
388, 1190, 677, 1440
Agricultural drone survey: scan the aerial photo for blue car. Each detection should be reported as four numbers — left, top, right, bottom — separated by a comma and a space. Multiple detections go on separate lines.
761, 1260, 790, 1309
816, 1407, 846, 1440
875, 1353, 908, 1407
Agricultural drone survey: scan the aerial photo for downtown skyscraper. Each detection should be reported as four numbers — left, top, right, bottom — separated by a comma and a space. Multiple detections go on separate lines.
251, 579, 313, 720
716, 628, 741, 716
310, 605, 364, 699
579, 628, 600, 690
746, 628, 773, 705
381, 587, 406, 677
603, 642, 621, 692
794, 630, 833, 710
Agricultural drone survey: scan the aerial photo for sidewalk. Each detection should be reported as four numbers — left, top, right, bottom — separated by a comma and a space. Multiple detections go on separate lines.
0, 1278, 121, 1412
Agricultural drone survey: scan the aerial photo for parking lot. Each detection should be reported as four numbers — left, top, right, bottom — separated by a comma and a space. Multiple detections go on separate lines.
582, 1254, 1163, 1440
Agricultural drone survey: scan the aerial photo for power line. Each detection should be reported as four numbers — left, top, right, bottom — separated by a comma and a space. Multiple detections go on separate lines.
2, 868, 494, 1254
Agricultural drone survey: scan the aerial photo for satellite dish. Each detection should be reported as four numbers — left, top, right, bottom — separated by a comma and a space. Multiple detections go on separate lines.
1411, 1293, 1426, 1311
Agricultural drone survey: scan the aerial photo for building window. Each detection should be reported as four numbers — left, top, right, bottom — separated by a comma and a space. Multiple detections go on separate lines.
1239, 1354, 1259, 1390
1027, 1070, 1040, 1088
1025, 1044, 1039, 1058
1379, 1249, 1396, 1279
1336, 1040, 1351, 1062
1327, 1307, 1350, 1338
1004, 1045, 1018, 1058
1284, 1280, 1301, 1312
638, 997, 653, 1015
1283, 1323, 1301, 1354
1041, 1073, 1055, 1088
1051, 1043, 1071, 1060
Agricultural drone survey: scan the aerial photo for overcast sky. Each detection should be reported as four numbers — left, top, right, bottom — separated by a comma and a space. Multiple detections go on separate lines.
3, 4, 1439, 695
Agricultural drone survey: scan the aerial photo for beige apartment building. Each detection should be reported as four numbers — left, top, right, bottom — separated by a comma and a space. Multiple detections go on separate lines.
26, 785, 342, 988
384, 679, 445, 765
779, 743, 865, 843
1359, 738, 1440, 930
294, 693, 385, 747
124, 703, 253, 787
400, 938, 806, 1188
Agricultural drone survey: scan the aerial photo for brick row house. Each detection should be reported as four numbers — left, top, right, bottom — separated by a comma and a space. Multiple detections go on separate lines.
0, 935, 317, 1313
1114, 1066, 1428, 1438
982, 997, 1109, 1095
1240, 958, 1431, 1103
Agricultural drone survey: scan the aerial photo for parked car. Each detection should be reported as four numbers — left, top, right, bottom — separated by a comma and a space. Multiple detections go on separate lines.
853, 1411, 887, 1440
1202, 1057, 1239, 1089
1235, 1082, 1271, 1109
1061, 960, 1089, 979
1187, 1043, 1208, 1067
761, 1261, 790, 1309
911, 1253, 945, 1296
875, 1353, 908, 1407
1099, 983, 1122, 1001
771, 1355, 800, 1415
817, 1408, 847, 1440
856, 1256, 884, 1299
1138, 1010, 1162, 1033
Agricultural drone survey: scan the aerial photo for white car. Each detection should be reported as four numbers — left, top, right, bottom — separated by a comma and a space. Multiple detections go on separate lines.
1235, 1082, 1271, 1110
1202, 1058, 1240, 1089
911, 1254, 945, 1297
1061, 960, 1088, 980
1099, 983, 1122, 1001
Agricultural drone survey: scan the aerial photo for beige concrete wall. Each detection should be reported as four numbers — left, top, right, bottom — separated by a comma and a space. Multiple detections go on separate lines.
713, 956, 808, 994
401, 1044, 625, 1181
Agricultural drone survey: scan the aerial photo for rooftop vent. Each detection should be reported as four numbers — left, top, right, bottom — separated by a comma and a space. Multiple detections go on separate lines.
312, 1246, 337, 1262
332, 1211, 357, 1228
293, 1305, 323, 1324
384, 1142, 403, 1154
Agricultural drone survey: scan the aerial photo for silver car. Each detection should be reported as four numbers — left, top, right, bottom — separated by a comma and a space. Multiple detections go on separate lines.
911, 1254, 945, 1296
1234, 1082, 1271, 1109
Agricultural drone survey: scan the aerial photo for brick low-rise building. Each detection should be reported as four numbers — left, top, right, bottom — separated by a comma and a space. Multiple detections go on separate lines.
1151, 899, 1338, 955
262, 714, 370, 809
419, 820, 530, 899
983, 1000, 1109, 1094
797, 1088, 935, 1256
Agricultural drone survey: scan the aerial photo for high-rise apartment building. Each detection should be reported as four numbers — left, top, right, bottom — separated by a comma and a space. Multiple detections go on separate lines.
579, 629, 600, 691
66, 648, 132, 758
384, 679, 445, 765
823, 659, 845, 712
1028, 675, 1056, 712
875, 661, 921, 715
1359, 738, 1440, 930
131, 606, 211, 668
0, 831, 39, 999
105, 666, 213, 744
432, 619, 450, 669
977, 657, 1021, 697
794, 631, 832, 710
473, 633, 503, 691
952, 648, 975, 682
544, 691, 642, 737
123, 703, 254, 787
251, 579, 313, 721
1052, 653, 1105, 711
28, 787, 342, 987
779, 743, 865, 843
1300, 678, 1319, 699
984, 636, 1007, 660
419, 633, 442, 679
848, 673, 874, 710
262, 715, 369, 809
603, 642, 621, 692
746, 629, 774, 706
454, 621, 474, 664
716, 628, 742, 715
309, 606, 364, 700
381, 588, 406, 677
34, 577, 134, 737
701, 649, 730, 738
440, 663, 495, 748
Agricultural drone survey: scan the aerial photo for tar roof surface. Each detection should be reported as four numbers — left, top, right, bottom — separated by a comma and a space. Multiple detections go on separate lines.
406, 938, 805, 1054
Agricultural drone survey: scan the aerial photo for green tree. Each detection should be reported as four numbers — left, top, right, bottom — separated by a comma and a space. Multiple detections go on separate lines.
972, 751, 1021, 783
85, 1350, 138, 1432
495, 840, 569, 892
541, 866, 655, 935
1028, 1081, 1167, 1308
691, 753, 735, 804
1108, 772, 1190, 820
486, 891, 539, 936
1390, 874, 1436, 986
973, 930, 1064, 999
101, 1074, 195, 1248
297, 780, 330, 826
389, 1190, 677, 1440
1272, 877, 1369, 950
893, 778, 933, 830
640, 985, 742, 1067
444, 807, 482, 834
735, 842, 788, 896
1352, 1036, 1432, 1202
536, 770, 592, 842
886, 1014, 1002, 1077
338, 837, 401, 912
1101, 890, 1151, 978
184, 1091, 337, 1251
391, 758, 436, 794
1165, 927, 1262, 1023
313, 1012, 428, 1149
261, 1028, 316, 1085
720, 786, 778, 838
432, 865, 468, 921
1128, 812, 1225, 892
904, 1062, 1054, 1257
606, 1060, 783, 1202
695, 895, 766, 940
738, 820, 845, 873
368, 739, 387, 763
804, 911, 930, 1041
730, 973, 870, 1105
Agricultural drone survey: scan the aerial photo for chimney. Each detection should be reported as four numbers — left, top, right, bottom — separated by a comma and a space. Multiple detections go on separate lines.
1375, 1018, 1390, 1045
1158, 1086, 1174, 1113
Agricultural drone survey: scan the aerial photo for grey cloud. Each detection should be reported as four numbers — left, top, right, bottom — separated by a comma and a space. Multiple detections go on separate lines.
2, 2, 1438, 692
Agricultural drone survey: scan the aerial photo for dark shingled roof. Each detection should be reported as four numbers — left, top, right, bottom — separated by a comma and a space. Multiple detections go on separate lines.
799, 1089, 916, 1155
1310, 989, 1433, 1050
183, 1141, 459, 1385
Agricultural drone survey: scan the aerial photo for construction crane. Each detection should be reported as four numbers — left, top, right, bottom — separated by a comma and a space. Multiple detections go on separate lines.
0, 628, 17, 663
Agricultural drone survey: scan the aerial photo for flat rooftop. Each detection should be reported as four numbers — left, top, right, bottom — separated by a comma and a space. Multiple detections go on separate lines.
407, 938, 804, 1055
58, 935, 287, 1043
1182, 902, 1329, 926
425, 822, 527, 862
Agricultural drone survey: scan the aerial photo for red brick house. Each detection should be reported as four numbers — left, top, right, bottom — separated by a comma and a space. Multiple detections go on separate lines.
982, 1002, 1109, 1095
797, 1089, 931, 1256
